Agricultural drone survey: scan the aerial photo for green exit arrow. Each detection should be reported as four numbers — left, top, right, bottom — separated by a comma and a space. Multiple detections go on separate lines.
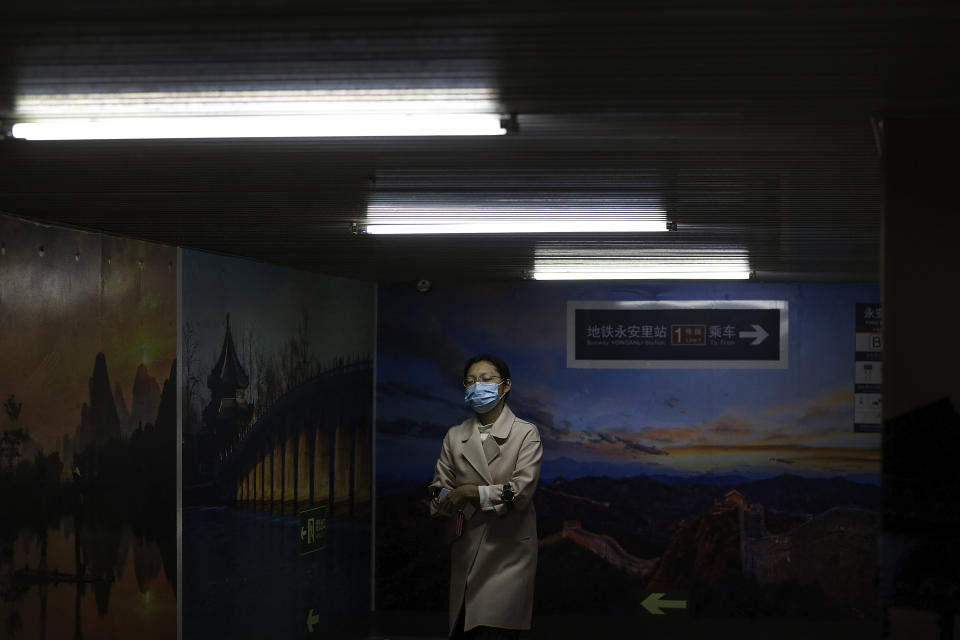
640, 592, 687, 615
306, 608, 320, 633
299, 505, 327, 555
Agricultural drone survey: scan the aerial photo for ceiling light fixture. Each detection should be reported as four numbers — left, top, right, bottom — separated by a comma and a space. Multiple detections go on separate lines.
11, 114, 506, 140
531, 267, 753, 280
10, 89, 507, 140
364, 189, 670, 235
363, 220, 670, 234
531, 255, 752, 280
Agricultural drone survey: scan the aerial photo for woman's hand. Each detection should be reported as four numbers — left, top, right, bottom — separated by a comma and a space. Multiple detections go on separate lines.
441, 484, 479, 509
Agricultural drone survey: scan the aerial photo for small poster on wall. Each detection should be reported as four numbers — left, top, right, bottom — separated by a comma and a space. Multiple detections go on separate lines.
854, 302, 882, 432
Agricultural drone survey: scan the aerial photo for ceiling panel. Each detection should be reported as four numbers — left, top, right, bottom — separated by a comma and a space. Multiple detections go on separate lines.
1, 0, 954, 283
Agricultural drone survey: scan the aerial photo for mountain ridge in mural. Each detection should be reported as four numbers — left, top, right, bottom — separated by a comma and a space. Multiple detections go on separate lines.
378, 471, 880, 618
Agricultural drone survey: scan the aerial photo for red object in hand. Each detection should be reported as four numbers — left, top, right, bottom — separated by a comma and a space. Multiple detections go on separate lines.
443, 511, 464, 544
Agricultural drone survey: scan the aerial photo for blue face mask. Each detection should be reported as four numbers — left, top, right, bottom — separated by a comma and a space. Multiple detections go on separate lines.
464, 381, 502, 414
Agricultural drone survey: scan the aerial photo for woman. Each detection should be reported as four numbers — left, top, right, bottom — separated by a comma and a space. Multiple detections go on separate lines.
430, 354, 543, 640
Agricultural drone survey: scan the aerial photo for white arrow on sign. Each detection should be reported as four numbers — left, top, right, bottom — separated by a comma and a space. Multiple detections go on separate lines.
306, 608, 320, 633
738, 324, 769, 345
300, 527, 307, 541
641, 592, 687, 615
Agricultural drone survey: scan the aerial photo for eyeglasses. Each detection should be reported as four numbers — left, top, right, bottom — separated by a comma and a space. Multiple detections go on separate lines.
462, 374, 502, 388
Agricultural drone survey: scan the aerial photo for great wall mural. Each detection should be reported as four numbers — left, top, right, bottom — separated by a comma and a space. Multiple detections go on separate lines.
375, 280, 882, 619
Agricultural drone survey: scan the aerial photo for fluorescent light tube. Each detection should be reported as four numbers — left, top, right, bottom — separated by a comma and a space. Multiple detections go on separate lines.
15, 89, 502, 117
531, 269, 752, 280
364, 220, 669, 234
531, 257, 752, 280
11, 89, 506, 139
11, 114, 506, 140
364, 194, 669, 234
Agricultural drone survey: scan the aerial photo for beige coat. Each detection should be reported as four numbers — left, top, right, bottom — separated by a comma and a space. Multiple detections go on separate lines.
430, 405, 543, 635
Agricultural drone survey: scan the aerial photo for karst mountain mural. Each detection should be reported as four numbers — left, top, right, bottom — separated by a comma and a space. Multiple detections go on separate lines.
0, 214, 178, 640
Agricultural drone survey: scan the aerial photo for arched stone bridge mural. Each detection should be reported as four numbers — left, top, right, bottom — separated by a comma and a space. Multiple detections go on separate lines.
215, 362, 373, 517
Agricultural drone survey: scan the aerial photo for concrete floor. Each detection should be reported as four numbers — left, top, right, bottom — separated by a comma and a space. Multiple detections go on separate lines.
368, 611, 885, 640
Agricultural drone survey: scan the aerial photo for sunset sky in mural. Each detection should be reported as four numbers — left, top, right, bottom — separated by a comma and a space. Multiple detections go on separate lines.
0, 217, 177, 452
377, 281, 882, 482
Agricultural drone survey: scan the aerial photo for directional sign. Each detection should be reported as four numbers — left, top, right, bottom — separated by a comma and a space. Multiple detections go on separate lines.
739, 324, 769, 345
299, 505, 327, 555
639, 591, 689, 616
568, 301, 788, 369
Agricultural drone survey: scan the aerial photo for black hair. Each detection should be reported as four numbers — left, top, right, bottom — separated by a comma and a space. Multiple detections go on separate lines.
463, 353, 511, 401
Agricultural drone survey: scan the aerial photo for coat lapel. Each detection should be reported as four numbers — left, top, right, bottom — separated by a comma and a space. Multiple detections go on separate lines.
460, 418, 492, 484
460, 405, 516, 484
484, 405, 514, 466
490, 405, 515, 441
482, 434, 500, 465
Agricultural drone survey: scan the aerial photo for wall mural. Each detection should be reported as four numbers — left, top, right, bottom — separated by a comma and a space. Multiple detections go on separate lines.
375, 281, 882, 621
180, 250, 375, 639
0, 214, 177, 639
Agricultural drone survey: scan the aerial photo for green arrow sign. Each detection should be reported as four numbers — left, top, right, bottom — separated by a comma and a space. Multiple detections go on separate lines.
299, 505, 327, 555
306, 608, 320, 633
639, 591, 688, 616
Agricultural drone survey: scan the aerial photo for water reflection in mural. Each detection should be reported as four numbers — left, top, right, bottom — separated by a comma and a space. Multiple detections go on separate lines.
2, 517, 175, 639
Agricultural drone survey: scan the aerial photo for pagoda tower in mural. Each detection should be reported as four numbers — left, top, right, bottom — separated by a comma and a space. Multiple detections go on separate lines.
203, 314, 254, 456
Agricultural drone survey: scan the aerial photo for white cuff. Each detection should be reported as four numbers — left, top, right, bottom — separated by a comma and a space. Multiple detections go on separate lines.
478, 485, 495, 511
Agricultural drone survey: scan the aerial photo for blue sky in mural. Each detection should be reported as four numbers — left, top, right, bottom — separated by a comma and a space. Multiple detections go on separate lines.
181, 249, 374, 433
377, 281, 881, 485
182, 250, 374, 366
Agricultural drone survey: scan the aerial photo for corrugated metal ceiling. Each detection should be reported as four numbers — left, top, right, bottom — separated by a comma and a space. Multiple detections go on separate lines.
1, 1, 956, 282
